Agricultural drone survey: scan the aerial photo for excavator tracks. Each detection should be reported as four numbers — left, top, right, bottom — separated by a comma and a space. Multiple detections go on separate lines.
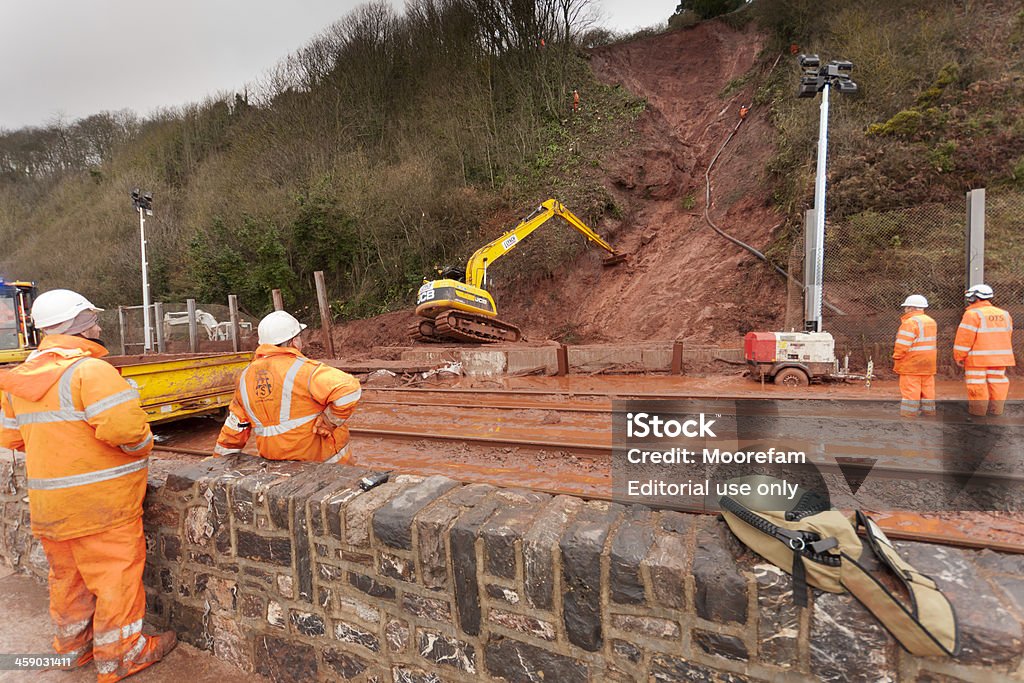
411, 311, 521, 344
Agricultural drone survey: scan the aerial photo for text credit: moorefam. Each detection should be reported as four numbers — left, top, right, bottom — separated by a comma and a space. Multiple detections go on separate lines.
624, 413, 806, 464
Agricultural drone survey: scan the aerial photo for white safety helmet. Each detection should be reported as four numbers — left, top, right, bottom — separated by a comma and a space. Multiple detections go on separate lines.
964, 284, 994, 301
31, 289, 104, 330
900, 294, 929, 309
257, 310, 307, 346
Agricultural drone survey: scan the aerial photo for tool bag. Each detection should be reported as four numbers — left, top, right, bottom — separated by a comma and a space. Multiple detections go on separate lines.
719, 480, 959, 657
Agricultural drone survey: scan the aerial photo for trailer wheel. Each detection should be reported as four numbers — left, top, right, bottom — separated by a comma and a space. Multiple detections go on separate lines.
774, 367, 809, 387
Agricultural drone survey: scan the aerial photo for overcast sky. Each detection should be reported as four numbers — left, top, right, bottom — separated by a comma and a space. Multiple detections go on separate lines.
0, 1, 673, 130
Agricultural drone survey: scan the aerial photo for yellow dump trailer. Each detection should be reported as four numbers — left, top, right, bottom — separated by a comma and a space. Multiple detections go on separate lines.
108, 352, 253, 424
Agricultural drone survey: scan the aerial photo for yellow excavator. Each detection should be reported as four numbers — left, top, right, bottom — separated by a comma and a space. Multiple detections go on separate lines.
411, 199, 625, 343
0, 280, 39, 365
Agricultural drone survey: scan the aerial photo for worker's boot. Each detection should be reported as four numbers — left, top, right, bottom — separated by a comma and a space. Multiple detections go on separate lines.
43, 647, 94, 671
99, 630, 178, 683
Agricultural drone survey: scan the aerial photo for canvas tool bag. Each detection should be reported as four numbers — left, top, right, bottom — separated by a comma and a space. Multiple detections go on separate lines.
719, 477, 959, 657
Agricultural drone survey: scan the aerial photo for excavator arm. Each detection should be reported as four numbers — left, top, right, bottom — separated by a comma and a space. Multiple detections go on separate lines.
464, 199, 622, 289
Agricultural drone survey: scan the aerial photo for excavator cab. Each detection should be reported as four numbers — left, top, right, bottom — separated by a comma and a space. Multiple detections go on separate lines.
0, 280, 39, 365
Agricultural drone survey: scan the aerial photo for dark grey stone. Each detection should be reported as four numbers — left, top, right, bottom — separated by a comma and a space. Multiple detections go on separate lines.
162, 534, 181, 561
450, 495, 502, 636
392, 666, 442, 683
693, 521, 747, 625
523, 495, 583, 611
255, 635, 317, 683
484, 636, 587, 683
609, 507, 654, 604
693, 630, 749, 661
379, 551, 416, 583
560, 502, 623, 651
373, 475, 460, 549
236, 530, 292, 566
896, 540, 1022, 664
480, 505, 541, 579
348, 571, 396, 599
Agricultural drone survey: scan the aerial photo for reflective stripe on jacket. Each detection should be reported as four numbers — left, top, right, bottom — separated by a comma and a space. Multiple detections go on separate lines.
215, 344, 361, 462
892, 312, 937, 375
0, 335, 153, 541
953, 302, 1015, 368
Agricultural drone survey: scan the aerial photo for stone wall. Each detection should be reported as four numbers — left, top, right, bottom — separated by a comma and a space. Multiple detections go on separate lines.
1, 451, 1022, 682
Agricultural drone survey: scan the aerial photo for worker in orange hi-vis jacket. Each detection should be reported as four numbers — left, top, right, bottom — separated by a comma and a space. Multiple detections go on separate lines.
215, 310, 361, 463
0, 289, 177, 682
953, 284, 1015, 416
893, 294, 938, 418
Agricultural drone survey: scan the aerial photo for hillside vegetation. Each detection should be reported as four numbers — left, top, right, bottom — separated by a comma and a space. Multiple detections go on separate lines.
0, 0, 642, 319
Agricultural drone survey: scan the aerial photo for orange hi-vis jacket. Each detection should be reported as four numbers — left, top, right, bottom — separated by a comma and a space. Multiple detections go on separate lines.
953, 301, 1015, 368
215, 344, 361, 462
892, 311, 937, 375
0, 336, 153, 541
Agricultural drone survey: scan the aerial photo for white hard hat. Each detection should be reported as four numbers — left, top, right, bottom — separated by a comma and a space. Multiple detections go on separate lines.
31, 289, 104, 329
965, 284, 994, 300
257, 310, 307, 345
901, 294, 929, 308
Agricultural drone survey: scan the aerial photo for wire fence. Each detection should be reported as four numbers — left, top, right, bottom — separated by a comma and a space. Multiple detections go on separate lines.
813, 189, 1024, 375
99, 302, 258, 356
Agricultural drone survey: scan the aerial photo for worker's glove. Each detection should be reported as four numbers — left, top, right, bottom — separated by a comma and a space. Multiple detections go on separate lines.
955, 359, 964, 368
313, 413, 334, 438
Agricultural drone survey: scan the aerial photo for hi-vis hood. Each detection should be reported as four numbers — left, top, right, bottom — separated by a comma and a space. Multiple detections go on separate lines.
0, 335, 109, 402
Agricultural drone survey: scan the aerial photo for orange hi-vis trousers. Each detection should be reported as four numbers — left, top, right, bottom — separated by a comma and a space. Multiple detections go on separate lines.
899, 374, 935, 417
40, 517, 152, 682
964, 367, 1010, 416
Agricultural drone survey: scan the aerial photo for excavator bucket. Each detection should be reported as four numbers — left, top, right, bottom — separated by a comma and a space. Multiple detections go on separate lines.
602, 252, 627, 267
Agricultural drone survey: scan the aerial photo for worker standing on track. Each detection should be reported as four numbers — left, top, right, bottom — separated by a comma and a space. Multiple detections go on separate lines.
215, 310, 362, 463
893, 295, 938, 417
0, 289, 176, 682
954, 284, 1015, 416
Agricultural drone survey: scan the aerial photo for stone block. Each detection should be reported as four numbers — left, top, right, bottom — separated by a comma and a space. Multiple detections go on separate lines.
693, 630, 748, 662
693, 521, 747, 625
610, 614, 680, 640
810, 592, 893, 683
418, 629, 476, 674
236, 530, 292, 567
649, 655, 760, 682
523, 495, 584, 611
488, 609, 556, 641
485, 636, 588, 683
392, 666, 442, 683
380, 551, 416, 583
386, 619, 410, 653
334, 595, 381, 624
415, 499, 461, 590
348, 572, 396, 600
450, 495, 502, 636
373, 475, 460, 550
334, 620, 380, 653
481, 505, 542, 580
255, 635, 317, 683
344, 482, 404, 547
642, 530, 689, 610
290, 610, 326, 637
402, 593, 451, 623
209, 614, 250, 672
609, 507, 654, 604
485, 584, 521, 606
560, 501, 623, 651
323, 648, 368, 679
754, 563, 799, 667
895, 540, 1023, 665
612, 639, 642, 665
